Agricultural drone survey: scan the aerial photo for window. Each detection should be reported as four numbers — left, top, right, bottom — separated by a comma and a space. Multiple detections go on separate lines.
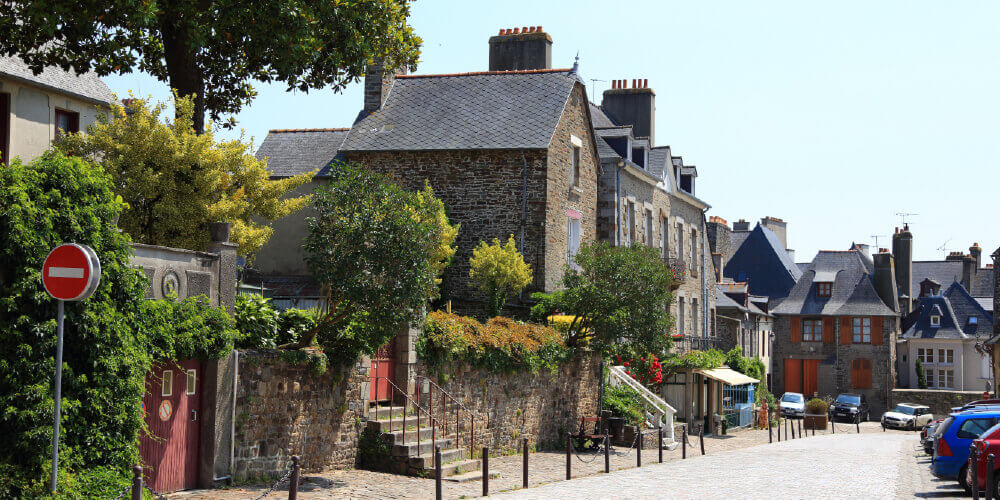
917, 348, 934, 364
570, 144, 581, 187
0, 93, 9, 165
930, 315, 941, 327
937, 369, 955, 389
644, 211, 653, 246
678, 297, 686, 335
851, 359, 872, 389
692, 298, 699, 336
567, 216, 581, 268
55, 109, 79, 135
816, 282, 832, 297
956, 418, 999, 439
926, 369, 934, 387
852, 317, 871, 343
676, 223, 684, 260
660, 218, 668, 259
937, 349, 954, 365
689, 229, 697, 263
161, 370, 173, 397
186, 370, 197, 395
802, 319, 823, 342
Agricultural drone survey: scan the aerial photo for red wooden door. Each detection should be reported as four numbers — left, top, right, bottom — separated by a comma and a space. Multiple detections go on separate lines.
139, 360, 203, 493
370, 338, 396, 402
784, 358, 803, 393
803, 359, 820, 397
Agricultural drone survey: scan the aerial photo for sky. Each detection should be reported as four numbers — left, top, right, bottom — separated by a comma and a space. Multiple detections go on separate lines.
104, 0, 1000, 263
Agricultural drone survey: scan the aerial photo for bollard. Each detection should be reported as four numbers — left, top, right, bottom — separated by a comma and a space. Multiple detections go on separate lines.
777, 418, 781, 442
972, 445, 980, 500
798, 418, 802, 438
566, 432, 571, 480
699, 424, 705, 456
682, 424, 687, 459
482, 446, 489, 497
658, 425, 664, 463
637, 429, 642, 467
856, 417, 860, 434
785, 418, 789, 439
522, 438, 528, 488
288, 456, 300, 500
988, 454, 996, 500
604, 435, 610, 473
768, 418, 773, 443
131, 466, 142, 500
831, 417, 835, 434
435, 446, 442, 500
791, 419, 795, 439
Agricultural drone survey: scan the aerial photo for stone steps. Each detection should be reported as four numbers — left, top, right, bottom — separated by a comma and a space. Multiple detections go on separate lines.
408, 447, 466, 469
443, 469, 499, 483
392, 437, 454, 457
416, 457, 482, 478
381, 426, 439, 444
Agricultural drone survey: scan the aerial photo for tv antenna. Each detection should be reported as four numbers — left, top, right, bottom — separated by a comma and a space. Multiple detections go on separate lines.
871, 234, 888, 249
589, 78, 605, 104
937, 238, 953, 258
895, 212, 918, 227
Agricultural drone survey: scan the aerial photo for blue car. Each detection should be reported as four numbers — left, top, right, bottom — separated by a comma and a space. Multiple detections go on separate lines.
932, 409, 1000, 492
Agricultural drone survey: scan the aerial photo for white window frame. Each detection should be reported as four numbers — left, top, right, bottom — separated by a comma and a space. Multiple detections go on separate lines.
937, 348, 954, 365
567, 216, 581, 270
569, 135, 582, 188
930, 315, 941, 327
186, 369, 197, 395
917, 348, 934, 364
161, 370, 173, 397
937, 369, 954, 389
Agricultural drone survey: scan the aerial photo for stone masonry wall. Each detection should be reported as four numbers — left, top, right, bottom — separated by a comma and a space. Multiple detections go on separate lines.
891, 388, 985, 418
414, 355, 602, 454
232, 351, 368, 481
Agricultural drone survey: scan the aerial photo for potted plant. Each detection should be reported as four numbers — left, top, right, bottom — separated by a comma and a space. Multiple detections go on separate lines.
804, 398, 829, 430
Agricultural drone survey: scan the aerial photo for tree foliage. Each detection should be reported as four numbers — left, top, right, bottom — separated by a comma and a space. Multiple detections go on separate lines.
916, 358, 928, 389
0, 0, 422, 132
304, 163, 438, 361
412, 183, 459, 300
58, 95, 312, 256
531, 242, 675, 354
469, 236, 533, 317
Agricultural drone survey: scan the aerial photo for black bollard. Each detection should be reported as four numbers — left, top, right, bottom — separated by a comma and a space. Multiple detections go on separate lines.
522, 438, 528, 488
785, 417, 789, 439
658, 425, 664, 463
988, 454, 996, 500
798, 417, 802, 438
604, 435, 610, 473
289, 456, 300, 500
856, 416, 860, 434
637, 429, 642, 467
972, 446, 980, 500
769, 417, 773, 443
566, 432, 571, 480
699, 424, 705, 455
777, 417, 781, 442
131, 466, 142, 500
435, 446, 442, 500
682, 425, 687, 459
831, 416, 835, 434
482, 446, 489, 497
791, 419, 795, 439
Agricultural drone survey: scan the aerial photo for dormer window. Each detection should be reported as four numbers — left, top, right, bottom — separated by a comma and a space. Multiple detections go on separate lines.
930, 315, 941, 327
816, 282, 832, 297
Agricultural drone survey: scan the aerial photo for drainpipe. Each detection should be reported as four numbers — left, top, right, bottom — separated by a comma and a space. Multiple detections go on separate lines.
701, 210, 710, 341
615, 161, 623, 246
228, 349, 239, 483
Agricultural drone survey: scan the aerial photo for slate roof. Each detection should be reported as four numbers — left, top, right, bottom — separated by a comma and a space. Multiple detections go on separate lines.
772, 249, 897, 316
0, 55, 114, 105
902, 282, 992, 340
256, 128, 349, 178
912, 261, 994, 298
976, 298, 994, 313
943, 281, 993, 337
589, 102, 618, 128
340, 69, 578, 151
723, 223, 802, 299
716, 292, 747, 312
648, 146, 671, 181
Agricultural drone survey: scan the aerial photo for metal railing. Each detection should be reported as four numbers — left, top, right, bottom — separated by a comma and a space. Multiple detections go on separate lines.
370, 376, 442, 457
607, 366, 677, 442
416, 375, 479, 458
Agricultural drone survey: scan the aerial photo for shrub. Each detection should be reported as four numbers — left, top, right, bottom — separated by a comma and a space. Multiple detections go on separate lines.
277, 308, 319, 346
661, 349, 726, 376
417, 311, 567, 372
602, 384, 645, 426
143, 295, 237, 360
805, 398, 829, 415
614, 354, 663, 387
234, 294, 279, 349
469, 236, 533, 317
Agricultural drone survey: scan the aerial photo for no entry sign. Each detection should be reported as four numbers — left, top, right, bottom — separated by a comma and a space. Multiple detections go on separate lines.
42, 244, 101, 301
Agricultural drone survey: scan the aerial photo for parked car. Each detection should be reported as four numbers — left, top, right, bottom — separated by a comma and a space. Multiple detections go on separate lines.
779, 392, 805, 418
967, 422, 1000, 497
923, 419, 943, 454
956, 400, 1000, 412
932, 409, 1000, 492
881, 403, 933, 430
829, 393, 870, 423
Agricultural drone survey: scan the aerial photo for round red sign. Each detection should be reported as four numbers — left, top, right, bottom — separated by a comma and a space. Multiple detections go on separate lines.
42, 244, 101, 301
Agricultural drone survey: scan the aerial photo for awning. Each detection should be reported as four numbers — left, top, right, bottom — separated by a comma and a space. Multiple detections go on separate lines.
696, 367, 759, 386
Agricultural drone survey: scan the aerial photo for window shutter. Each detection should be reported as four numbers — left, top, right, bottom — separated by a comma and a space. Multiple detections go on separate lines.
840, 317, 851, 345
871, 316, 882, 345
823, 317, 835, 344
865, 359, 873, 388
790, 317, 801, 343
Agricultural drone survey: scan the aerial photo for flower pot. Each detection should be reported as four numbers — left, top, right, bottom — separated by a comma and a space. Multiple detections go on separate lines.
804, 415, 827, 430
607, 417, 625, 442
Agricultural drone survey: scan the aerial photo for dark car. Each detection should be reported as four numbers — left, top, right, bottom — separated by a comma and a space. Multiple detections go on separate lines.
829, 393, 870, 423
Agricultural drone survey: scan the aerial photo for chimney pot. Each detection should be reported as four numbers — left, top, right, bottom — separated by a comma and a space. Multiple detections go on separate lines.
522, 26, 528, 32
643, 79, 648, 88
513, 27, 520, 34
537, 26, 542, 31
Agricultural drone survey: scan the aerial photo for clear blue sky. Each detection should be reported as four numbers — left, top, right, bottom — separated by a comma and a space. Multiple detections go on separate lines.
105, 0, 1000, 263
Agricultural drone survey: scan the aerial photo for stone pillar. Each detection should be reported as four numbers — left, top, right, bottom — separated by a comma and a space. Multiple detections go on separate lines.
394, 320, 421, 397
207, 222, 238, 314
199, 351, 235, 488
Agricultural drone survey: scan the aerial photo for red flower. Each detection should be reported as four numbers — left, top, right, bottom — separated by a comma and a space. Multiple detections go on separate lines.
624, 361, 630, 367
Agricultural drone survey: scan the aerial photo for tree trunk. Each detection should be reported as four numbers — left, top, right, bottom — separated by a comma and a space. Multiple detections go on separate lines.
159, 14, 207, 134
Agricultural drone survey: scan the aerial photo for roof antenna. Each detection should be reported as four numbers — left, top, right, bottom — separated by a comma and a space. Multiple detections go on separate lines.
870, 234, 888, 249
895, 212, 918, 229
589, 78, 605, 104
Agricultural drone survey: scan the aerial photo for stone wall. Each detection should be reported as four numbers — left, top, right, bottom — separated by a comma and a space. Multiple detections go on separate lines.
891, 388, 985, 418
669, 195, 716, 345
414, 355, 602, 454
232, 351, 368, 481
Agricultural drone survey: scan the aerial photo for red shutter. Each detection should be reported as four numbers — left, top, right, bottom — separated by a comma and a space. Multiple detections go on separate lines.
851, 359, 872, 389
822, 317, 835, 344
790, 317, 802, 343
871, 317, 882, 345
840, 317, 852, 345
804, 359, 820, 397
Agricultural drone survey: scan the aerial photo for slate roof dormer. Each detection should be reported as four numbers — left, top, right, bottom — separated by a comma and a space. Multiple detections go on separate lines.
772, 249, 896, 317
903, 281, 994, 340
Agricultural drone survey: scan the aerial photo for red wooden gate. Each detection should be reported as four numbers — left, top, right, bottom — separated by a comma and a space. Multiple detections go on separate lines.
139, 359, 203, 493
370, 337, 396, 402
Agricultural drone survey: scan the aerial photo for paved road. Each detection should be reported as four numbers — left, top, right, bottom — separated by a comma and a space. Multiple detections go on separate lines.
498, 430, 958, 499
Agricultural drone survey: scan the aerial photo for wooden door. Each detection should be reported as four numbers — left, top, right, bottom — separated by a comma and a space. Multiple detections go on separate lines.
803, 359, 820, 397
139, 360, 203, 493
784, 358, 803, 393
370, 337, 396, 402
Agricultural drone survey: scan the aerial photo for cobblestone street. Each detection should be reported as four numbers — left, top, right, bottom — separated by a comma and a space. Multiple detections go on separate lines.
169, 421, 938, 499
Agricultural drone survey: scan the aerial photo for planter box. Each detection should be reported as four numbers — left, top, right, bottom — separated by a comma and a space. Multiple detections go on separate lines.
804, 415, 827, 430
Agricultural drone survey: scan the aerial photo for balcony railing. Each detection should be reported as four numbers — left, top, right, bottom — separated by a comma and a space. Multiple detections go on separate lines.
667, 258, 687, 288
687, 336, 723, 351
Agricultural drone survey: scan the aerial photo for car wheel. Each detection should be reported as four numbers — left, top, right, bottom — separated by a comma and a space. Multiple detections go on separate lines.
958, 465, 971, 494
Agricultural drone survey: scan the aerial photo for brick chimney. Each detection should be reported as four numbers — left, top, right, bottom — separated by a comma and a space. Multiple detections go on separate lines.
732, 219, 750, 232
364, 60, 406, 114
601, 79, 655, 144
971, 243, 983, 269
962, 254, 975, 292
488, 26, 552, 71
760, 216, 788, 249
892, 224, 913, 315
873, 250, 898, 313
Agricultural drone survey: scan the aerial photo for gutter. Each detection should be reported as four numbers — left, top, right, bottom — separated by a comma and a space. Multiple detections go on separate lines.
228, 349, 239, 484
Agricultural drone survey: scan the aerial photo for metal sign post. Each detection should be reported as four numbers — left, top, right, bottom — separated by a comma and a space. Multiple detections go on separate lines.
42, 243, 101, 493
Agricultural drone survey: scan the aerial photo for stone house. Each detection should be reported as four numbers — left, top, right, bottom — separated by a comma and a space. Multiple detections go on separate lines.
771, 247, 901, 414
587, 80, 717, 352
899, 281, 994, 391
716, 282, 774, 383
0, 55, 113, 164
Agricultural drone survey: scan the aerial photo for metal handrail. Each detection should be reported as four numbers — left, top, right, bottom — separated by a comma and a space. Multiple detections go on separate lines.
608, 366, 677, 442
371, 376, 442, 457
415, 375, 479, 458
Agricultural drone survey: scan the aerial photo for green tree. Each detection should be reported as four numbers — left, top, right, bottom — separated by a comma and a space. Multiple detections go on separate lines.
0, 0, 421, 132
469, 236, 533, 318
0, 151, 149, 496
303, 163, 437, 361
531, 242, 675, 354
916, 358, 928, 389
412, 182, 459, 300
58, 95, 312, 256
